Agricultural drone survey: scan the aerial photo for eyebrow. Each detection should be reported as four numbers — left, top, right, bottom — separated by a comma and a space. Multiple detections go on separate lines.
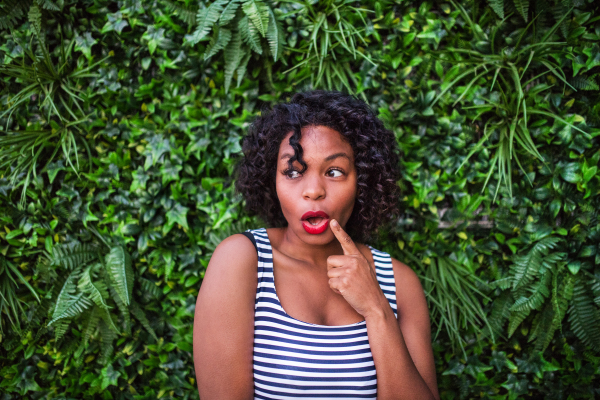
279, 152, 350, 161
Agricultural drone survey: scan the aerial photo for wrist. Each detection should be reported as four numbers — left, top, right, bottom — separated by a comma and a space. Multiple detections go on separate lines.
363, 295, 395, 322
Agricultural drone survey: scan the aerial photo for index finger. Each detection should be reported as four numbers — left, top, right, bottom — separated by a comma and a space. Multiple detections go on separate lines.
330, 219, 360, 255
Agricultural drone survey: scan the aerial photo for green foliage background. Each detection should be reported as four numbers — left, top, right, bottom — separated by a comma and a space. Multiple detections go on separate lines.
1, 0, 600, 398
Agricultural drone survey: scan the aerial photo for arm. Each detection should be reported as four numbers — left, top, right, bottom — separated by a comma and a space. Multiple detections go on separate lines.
365, 258, 439, 400
326, 220, 438, 400
193, 234, 258, 399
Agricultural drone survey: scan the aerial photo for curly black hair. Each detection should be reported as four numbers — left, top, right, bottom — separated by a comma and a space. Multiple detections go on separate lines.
234, 90, 402, 242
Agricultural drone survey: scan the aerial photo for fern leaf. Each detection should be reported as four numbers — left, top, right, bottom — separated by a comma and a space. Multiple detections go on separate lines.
131, 301, 158, 341
489, 0, 504, 19
513, 0, 529, 22
552, 271, 574, 336
190, 0, 228, 44
236, 51, 252, 87
28, 3, 42, 37
568, 280, 600, 351
108, 283, 131, 335
510, 272, 551, 312
98, 318, 118, 364
508, 307, 532, 337
52, 319, 70, 341
239, 15, 262, 54
511, 236, 561, 290
529, 302, 556, 352
47, 242, 99, 270
51, 267, 80, 319
223, 30, 243, 92
266, 7, 283, 61
48, 293, 93, 325
36, 0, 59, 11
242, 0, 269, 37
160, 0, 198, 25
204, 27, 232, 59
82, 306, 100, 346
219, 0, 240, 26
0, 0, 29, 30
550, 0, 570, 38
570, 76, 599, 91
481, 290, 513, 342
105, 245, 134, 306
78, 263, 110, 309
100, 305, 121, 334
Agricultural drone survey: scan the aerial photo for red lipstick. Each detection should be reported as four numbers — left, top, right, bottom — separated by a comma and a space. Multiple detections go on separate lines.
301, 211, 330, 234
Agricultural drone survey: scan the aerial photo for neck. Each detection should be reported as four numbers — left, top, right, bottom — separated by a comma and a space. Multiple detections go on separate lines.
275, 226, 345, 267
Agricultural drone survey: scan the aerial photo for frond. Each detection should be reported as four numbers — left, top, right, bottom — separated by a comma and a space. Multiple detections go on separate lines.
568, 280, 600, 351
552, 271, 574, 336
0, 0, 30, 30
223, 30, 243, 92
98, 318, 118, 364
36, 0, 59, 11
27, 3, 42, 37
204, 27, 232, 59
529, 303, 556, 352
108, 284, 131, 335
219, 0, 240, 26
105, 245, 134, 306
510, 236, 561, 290
266, 7, 283, 61
82, 306, 100, 346
46, 242, 99, 270
160, 0, 198, 25
507, 307, 532, 337
139, 277, 162, 301
513, 0, 529, 22
242, 0, 269, 37
48, 293, 93, 325
570, 76, 599, 91
239, 15, 262, 54
550, 0, 570, 38
50, 267, 80, 319
190, 0, 228, 44
236, 51, 252, 87
510, 271, 552, 312
77, 263, 110, 309
131, 301, 158, 341
481, 290, 513, 342
489, 0, 504, 19
52, 319, 70, 341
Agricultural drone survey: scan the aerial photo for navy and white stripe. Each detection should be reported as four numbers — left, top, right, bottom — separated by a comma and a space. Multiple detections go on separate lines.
249, 228, 397, 399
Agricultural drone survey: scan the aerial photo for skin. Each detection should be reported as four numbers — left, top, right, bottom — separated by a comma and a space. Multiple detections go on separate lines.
193, 125, 440, 400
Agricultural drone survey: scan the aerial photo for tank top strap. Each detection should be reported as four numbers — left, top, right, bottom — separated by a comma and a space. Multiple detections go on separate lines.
369, 246, 398, 318
246, 228, 274, 308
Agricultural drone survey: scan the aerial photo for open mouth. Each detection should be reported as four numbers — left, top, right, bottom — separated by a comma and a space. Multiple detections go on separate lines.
301, 211, 330, 234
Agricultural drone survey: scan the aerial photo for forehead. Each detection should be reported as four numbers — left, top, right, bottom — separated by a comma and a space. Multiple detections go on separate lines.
278, 125, 353, 159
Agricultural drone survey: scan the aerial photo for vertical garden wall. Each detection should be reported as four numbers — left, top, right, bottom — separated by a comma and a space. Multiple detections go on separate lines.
1, 0, 599, 398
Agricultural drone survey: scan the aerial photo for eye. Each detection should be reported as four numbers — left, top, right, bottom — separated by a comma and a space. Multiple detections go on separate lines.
326, 168, 343, 178
285, 169, 301, 179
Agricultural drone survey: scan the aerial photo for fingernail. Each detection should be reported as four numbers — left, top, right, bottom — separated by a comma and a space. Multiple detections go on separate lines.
331, 219, 338, 228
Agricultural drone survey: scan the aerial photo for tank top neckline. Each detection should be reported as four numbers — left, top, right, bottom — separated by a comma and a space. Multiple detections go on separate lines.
259, 227, 383, 329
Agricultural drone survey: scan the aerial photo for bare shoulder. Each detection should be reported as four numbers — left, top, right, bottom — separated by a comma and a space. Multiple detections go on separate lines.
204, 233, 258, 279
389, 257, 429, 322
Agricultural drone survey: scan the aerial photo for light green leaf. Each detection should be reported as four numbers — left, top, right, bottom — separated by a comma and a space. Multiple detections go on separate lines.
105, 246, 134, 306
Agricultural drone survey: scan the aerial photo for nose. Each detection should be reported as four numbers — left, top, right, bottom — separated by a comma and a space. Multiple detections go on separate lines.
302, 173, 325, 201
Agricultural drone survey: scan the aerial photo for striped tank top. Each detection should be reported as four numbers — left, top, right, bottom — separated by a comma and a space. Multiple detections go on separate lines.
247, 228, 397, 399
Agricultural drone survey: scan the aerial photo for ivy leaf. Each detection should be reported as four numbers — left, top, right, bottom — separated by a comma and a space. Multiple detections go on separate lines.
166, 203, 189, 231
74, 32, 97, 58
101, 364, 121, 390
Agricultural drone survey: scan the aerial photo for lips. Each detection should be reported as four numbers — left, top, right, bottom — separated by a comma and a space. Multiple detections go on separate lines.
301, 211, 330, 234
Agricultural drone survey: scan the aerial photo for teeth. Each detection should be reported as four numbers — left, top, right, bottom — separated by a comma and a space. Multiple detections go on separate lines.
307, 217, 324, 226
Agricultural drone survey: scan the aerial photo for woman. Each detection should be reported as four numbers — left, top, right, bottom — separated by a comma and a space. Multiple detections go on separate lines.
193, 90, 439, 399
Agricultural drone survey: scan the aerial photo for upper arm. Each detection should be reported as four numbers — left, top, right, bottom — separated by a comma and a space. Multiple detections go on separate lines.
392, 258, 440, 400
193, 234, 258, 400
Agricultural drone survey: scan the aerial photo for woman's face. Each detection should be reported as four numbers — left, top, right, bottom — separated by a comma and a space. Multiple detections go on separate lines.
276, 125, 357, 245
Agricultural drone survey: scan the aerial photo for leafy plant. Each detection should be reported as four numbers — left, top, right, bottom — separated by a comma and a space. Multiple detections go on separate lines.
433, 1, 589, 200
0, 36, 107, 207
188, 0, 284, 91
0, 255, 40, 334
42, 236, 157, 363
